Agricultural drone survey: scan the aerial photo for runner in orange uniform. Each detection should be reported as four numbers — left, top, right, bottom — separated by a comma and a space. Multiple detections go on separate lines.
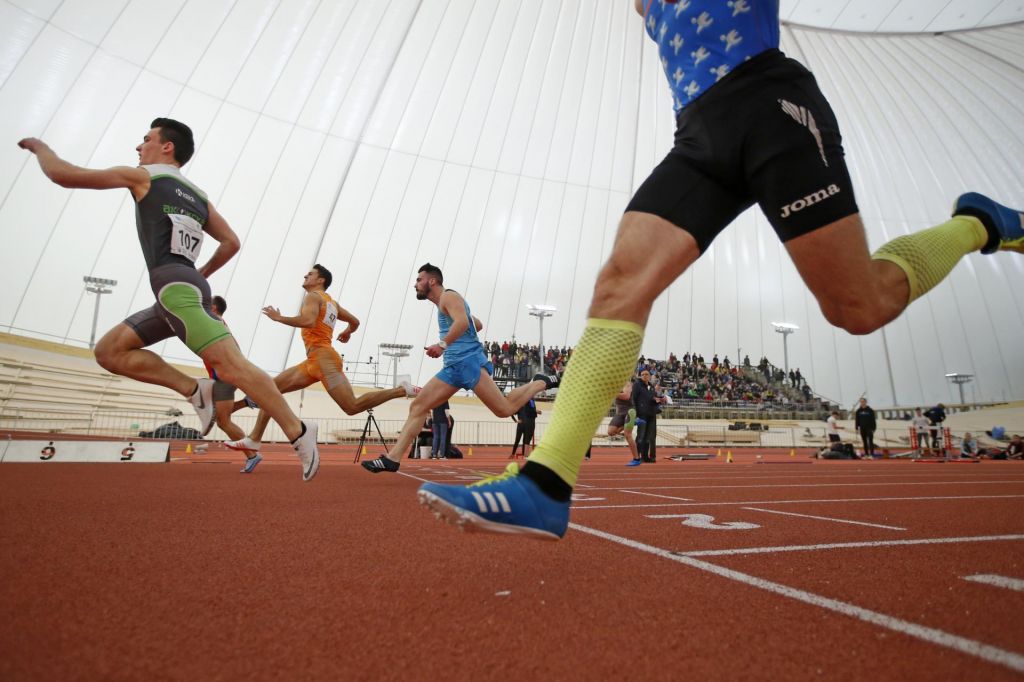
225, 264, 417, 453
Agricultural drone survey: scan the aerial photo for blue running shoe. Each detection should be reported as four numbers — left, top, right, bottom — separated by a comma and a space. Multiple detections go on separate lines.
240, 453, 263, 474
626, 458, 642, 467
417, 463, 570, 540
953, 192, 1024, 254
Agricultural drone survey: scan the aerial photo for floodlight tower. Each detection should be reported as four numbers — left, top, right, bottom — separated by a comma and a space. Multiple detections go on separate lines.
526, 304, 557, 367
945, 372, 973, 405
83, 276, 118, 349
771, 321, 799, 375
380, 343, 413, 388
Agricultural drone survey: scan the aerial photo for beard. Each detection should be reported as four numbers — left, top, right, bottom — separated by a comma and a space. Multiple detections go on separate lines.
415, 290, 427, 300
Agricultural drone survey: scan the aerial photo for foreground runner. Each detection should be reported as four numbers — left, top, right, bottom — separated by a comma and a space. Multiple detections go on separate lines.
416, 0, 1022, 538
18, 119, 319, 480
226, 265, 416, 453
360, 263, 557, 474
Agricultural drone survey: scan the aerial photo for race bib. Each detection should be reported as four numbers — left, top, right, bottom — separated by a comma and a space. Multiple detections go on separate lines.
168, 213, 204, 262
324, 301, 338, 329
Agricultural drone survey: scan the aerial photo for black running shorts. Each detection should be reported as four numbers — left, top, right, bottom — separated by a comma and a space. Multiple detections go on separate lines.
626, 49, 859, 253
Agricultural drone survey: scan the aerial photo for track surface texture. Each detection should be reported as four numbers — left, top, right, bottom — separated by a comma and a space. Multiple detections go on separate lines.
2, 445, 1023, 681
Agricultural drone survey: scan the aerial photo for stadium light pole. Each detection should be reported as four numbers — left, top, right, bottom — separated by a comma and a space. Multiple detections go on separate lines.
83, 276, 117, 349
945, 372, 973, 406
527, 304, 557, 370
380, 343, 413, 388
771, 322, 798, 375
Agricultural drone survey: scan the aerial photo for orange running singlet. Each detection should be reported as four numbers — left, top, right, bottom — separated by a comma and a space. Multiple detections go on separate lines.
301, 291, 338, 352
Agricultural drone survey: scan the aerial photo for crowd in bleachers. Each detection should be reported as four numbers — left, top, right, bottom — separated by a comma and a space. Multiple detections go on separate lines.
484, 338, 824, 411
633, 352, 817, 408
484, 341, 573, 379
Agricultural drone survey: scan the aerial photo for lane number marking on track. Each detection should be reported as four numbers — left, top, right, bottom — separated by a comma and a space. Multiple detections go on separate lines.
646, 513, 760, 530
572, 493, 607, 502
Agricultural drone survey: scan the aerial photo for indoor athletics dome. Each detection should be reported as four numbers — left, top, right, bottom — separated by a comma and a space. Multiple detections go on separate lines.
1, 0, 1022, 408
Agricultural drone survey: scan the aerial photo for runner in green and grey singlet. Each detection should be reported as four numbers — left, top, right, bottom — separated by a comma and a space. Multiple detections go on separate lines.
123, 164, 231, 354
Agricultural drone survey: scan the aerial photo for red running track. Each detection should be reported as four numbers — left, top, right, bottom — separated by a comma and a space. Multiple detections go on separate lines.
1, 443, 1022, 680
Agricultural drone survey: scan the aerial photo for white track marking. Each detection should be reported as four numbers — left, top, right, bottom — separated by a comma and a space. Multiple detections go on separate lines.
397, 471, 429, 483
569, 523, 1024, 674
677, 534, 1024, 557
963, 574, 1024, 593
621, 489, 694, 501
573, 494, 1024, 510
741, 506, 906, 530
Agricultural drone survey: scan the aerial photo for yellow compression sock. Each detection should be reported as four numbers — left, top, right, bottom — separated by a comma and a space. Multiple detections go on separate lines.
527, 318, 643, 487
871, 216, 987, 303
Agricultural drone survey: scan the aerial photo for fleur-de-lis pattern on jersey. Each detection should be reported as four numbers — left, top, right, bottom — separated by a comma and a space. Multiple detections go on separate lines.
644, 0, 780, 112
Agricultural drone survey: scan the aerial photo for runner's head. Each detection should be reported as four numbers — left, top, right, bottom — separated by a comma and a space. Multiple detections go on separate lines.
211, 295, 227, 317
415, 263, 443, 300
139, 118, 195, 166
304, 264, 332, 292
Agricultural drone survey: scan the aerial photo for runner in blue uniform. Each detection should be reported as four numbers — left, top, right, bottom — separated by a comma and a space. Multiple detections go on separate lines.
361, 263, 558, 473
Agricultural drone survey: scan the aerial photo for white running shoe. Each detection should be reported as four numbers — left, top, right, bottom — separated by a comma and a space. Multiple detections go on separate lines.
396, 374, 420, 397
292, 420, 319, 482
189, 378, 216, 437
224, 436, 261, 453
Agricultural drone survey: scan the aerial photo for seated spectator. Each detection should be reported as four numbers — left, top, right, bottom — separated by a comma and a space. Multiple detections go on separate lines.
1006, 435, 1023, 460
960, 432, 985, 459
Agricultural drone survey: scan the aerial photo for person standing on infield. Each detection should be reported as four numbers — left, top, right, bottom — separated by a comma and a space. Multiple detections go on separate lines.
415, 1, 1022, 539
18, 119, 319, 480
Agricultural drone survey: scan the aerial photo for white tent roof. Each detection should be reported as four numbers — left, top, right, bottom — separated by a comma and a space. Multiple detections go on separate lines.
1, 0, 1022, 407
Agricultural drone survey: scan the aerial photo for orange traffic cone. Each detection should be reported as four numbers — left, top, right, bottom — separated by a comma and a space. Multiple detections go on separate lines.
726, 450, 733, 463
185, 443, 192, 454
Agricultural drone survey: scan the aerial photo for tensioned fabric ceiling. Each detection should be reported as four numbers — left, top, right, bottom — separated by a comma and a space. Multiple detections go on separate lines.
781, 0, 1024, 33
0, 0, 1022, 407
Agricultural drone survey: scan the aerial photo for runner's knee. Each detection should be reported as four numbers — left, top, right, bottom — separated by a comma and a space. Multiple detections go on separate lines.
818, 300, 888, 336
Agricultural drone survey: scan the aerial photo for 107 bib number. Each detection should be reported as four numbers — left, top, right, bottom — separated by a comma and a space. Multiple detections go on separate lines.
168, 213, 204, 262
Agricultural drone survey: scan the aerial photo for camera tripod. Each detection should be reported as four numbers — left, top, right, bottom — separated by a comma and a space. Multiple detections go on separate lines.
352, 409, 390, 463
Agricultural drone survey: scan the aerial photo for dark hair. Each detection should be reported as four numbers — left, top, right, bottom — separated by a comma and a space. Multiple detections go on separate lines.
418, 262, 443, 284
211, 295, 226, 316
150, 117, 195, 165
312, 263, 332, 290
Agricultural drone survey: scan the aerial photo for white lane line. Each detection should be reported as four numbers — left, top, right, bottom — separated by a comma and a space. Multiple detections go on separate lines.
963, 574, 1024, 593
397, 471, 429, 483
741, 506, 906, 531
569, 523, 1024, 674
678, 534, 1024, 557
621, 489, 694, 502
573, 494, 1024, 510
580, 480, 1024, 491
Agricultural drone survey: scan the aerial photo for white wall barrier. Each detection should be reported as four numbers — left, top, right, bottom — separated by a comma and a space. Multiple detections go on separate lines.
0, 439, 169, 463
